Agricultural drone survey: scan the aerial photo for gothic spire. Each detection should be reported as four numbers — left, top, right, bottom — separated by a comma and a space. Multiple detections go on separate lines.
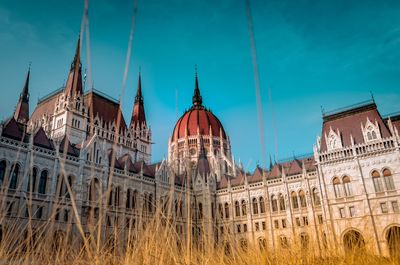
192, 67, 202, 107
64, 37, 83, 97
130, 72, 147, 128
14, 66, 30, 124
135, 72, 143, 104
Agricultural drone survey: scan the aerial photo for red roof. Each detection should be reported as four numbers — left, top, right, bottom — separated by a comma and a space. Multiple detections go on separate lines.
33, 127, 53, 149
130, 75, 146, 128
84, 91, 127, 130
59, 136, 79, 157
320, 102, 391, 152
30, 90, 61, 127
172, 107, 226, 140
2, 117, 25, 141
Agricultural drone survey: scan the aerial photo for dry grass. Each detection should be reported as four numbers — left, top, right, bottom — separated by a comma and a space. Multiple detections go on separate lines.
0, 207, 398, 265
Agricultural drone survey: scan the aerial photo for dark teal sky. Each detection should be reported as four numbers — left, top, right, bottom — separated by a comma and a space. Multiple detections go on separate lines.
1, 0, 400, 170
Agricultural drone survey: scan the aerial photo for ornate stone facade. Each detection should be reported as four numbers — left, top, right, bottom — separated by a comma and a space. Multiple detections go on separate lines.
0, 39, 399, 257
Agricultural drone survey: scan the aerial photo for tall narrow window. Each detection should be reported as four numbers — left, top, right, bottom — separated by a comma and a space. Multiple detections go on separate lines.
218, 203, 223, 219
114, 187, 120, 207
0, 160, 6, 183
252, 198, 259, 214
126, 189, 131, 209
271, 195, 278, 212
28, 167, 38, 192
291, 192, 299, 209
333, 177, 342, 198
241, 200, 247, 216
132, 190, 137, 209
65, 176, 73, 198
259, 197, 266, 213
224, 202, 230, 219
312, 188, 321, 206
383, 169, 395, 191
38, 170, 48, 194
9, 164, 19, 190
299, 190, 307, 208
148, 193, 153, 213
372, 170, 384, 192
235, 201, 240, 217
198, 203, 203, 219
278, 194, 286, 211
343, 176, 352, 196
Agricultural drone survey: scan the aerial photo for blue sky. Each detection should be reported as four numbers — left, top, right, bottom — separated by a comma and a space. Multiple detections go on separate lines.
1, 0, 399, 170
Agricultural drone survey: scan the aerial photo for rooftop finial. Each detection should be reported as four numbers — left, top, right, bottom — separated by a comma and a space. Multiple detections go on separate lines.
192, 65, 202, 107
370, 90, 375, 103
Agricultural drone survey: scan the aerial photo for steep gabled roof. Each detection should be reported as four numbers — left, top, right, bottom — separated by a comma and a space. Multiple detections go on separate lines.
33, 127, 53, 149
248, 166, 264, 183
267, 163, 281, 179
320, 102, 391, 152
59, 136, 79, 157
84, 90, 127, 130
2, 117, 26, 141
285, 159, 302, 176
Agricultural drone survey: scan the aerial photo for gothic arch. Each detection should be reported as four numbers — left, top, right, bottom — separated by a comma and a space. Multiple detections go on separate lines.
342, 229, 365, 253
385, 225, 400, 259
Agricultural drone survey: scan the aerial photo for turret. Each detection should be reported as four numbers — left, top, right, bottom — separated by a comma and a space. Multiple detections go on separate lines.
14, 67, 30, 124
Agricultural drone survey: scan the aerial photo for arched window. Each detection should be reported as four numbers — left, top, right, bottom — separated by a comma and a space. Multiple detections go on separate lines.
252, 198, 259, 214
333, 177, 342, 198
27, 167, 38, 192
312, 188, 321, 206
9, 164, 20, 190
240, 239, 248, 251
300, 233, 309, 250
342, 176, 352, 196
299, 190, 307, 208
280, 236, 289, 248
343, 230, 365, 253
235, 201, 240, 217
258, 237, 267, 250
383, 169, 395, 191
259, 197, 265, 213
271, 195, 278, 212
241, 200, 247, 216
0, 160, 6, 183
224, 202, 230, 219
278, 194, 285, 211
372, 170, 384, 192
291, 192, 299, 209
38, 170, 48, 194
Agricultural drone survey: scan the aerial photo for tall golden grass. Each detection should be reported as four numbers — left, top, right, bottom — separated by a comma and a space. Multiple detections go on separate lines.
0, 198, 399, 265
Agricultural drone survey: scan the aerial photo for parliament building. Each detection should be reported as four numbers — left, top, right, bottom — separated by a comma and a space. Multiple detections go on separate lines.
0, 38, 399, 257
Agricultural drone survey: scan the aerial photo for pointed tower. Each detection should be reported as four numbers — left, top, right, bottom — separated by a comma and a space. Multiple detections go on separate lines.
192, 70, 203, 107
130, 73, 147, 128
14, 67, 30, 124
129, 73, 151, 163
50, 37, 87, 145
64, 37, 83, 98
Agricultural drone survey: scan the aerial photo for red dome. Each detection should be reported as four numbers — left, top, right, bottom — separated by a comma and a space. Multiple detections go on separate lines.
172, 73, 227, 141
172, 107, 226, 140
